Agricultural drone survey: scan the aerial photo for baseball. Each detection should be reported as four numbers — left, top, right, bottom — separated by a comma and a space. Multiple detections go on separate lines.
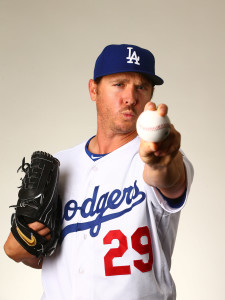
136, 110, 171, 142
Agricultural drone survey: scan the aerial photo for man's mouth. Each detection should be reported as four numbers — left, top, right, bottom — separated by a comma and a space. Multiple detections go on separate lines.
122, 110, 136, 118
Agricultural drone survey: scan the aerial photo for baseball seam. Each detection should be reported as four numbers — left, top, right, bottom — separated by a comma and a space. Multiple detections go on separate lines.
138, 123, 170, 132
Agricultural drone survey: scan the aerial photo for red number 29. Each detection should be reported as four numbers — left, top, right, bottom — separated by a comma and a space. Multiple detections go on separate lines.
103, 226, 153, 276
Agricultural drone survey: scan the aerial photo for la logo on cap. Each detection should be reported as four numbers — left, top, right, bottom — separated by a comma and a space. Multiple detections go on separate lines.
126, 47, 140, 65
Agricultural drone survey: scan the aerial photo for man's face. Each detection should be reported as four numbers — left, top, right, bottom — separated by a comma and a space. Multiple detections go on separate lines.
90, 72, 154, 136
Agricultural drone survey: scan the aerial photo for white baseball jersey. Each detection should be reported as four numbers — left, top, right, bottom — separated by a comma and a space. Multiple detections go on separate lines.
41, 136, 194, 300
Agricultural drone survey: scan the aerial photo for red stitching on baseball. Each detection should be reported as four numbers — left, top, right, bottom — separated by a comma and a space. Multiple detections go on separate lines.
138, 123, 170, 131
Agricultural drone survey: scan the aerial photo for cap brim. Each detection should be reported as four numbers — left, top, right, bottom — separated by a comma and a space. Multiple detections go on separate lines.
142, 73, 164, 85
94, 70, 164, 85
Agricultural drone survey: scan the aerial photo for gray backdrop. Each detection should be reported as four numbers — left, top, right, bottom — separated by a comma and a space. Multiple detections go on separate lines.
1, 0, 225, 299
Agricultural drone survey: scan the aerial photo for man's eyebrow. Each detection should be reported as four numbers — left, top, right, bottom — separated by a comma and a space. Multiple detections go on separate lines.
108, 76, 151, 88
109, 78, 148, 84
109, 78, 129, 83
137, 81, 149, 86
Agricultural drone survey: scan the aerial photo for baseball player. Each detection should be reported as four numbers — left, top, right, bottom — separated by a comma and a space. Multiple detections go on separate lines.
4, 44, 194, 300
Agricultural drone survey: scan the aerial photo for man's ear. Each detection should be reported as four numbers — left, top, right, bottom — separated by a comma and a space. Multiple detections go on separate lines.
89, 79, 97, 102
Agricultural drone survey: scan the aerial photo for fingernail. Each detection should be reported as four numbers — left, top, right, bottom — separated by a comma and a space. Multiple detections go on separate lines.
148, 103, 156, 111
158, 106, 167, 116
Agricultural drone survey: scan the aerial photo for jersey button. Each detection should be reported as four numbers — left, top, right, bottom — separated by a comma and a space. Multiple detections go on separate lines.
93, 166, 98, 172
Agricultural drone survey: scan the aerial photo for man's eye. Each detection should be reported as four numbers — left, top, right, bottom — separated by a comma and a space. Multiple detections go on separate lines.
114, 83, 123, 87
137, 85, 144, 90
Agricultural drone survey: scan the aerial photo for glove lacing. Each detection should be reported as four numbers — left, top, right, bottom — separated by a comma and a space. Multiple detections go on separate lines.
10, 157, 43, 210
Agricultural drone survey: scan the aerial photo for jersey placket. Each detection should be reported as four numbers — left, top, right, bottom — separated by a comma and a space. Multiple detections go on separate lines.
72, 163, 99, 300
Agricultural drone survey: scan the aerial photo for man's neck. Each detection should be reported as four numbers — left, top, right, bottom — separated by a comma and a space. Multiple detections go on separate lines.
88, 131, 137, 154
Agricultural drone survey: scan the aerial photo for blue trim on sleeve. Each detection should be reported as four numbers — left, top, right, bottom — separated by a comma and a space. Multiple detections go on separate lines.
156, 188, 187, 209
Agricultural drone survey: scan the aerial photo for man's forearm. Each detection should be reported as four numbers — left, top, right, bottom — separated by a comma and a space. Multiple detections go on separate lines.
143, 151, 186, 199
4, 232, 42, 269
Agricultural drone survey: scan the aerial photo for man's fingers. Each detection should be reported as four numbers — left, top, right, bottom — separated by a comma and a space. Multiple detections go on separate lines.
28, 222, 46, 231
28, 222, 51, 238
154, 125, 181, 157
140, 139, 159, 153
44, 234, 51, 241
157, 104, 168, 117
144, 102, 156, 111
143, 102, 168, 117
37, 227, 51, 237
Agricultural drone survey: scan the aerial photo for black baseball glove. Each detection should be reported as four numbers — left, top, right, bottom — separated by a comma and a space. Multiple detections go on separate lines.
10, 151, 61, 258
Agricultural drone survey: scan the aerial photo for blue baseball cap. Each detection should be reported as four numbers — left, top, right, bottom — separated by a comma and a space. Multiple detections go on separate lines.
93, 44, 164, 85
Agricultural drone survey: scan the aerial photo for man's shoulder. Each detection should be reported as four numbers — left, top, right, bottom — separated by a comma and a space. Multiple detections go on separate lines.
54, 140, 87, 162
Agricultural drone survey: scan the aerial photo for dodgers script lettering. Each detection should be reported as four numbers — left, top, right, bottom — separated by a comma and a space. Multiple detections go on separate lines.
61, 180, 146, 240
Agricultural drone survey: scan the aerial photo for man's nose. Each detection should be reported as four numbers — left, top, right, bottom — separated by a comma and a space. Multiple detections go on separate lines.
123, 86, 137, 105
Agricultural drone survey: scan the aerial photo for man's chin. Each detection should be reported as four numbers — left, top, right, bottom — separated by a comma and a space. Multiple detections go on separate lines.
114, 124, 136, 135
